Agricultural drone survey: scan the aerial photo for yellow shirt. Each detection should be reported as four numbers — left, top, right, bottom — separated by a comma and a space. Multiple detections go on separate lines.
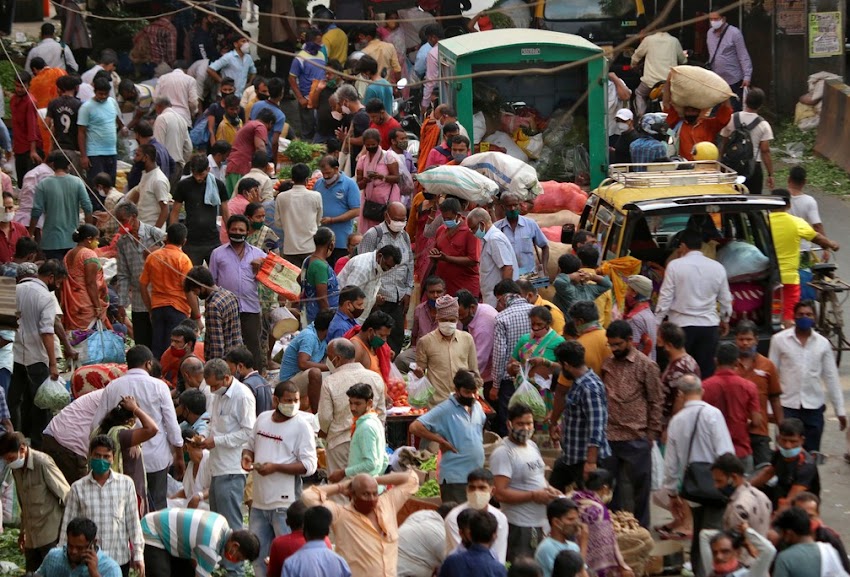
416, 329, 482, 406
302, 470, 419, 577
558, 326, 612, 388
323, 26, 348, 66
769, 211, 817, 284
535, 294, 566, 336
363, 39, 401, 76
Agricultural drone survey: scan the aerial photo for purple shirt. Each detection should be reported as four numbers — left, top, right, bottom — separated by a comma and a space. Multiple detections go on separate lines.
209, 242, 266, 314
707, 24, 752, 85
462, 302, 498, 382
411, 301, 438, 346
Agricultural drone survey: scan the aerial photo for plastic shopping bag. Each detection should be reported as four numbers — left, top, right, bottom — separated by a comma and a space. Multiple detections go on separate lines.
508, 365, 547, 421
407, 371, 434, 408
74, 321, 125, 366
651, 441, 664, 491
34, 375, 70, 412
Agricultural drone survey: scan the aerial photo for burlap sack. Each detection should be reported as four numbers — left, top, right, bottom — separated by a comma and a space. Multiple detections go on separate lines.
669, 65, 735, 111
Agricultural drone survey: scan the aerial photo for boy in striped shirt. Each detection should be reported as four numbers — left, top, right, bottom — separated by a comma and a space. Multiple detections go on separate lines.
141, 508, 260, 576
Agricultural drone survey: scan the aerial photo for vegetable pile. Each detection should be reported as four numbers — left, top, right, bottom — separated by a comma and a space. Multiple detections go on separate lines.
419, 456, 438, 472
415, 479, 440, 497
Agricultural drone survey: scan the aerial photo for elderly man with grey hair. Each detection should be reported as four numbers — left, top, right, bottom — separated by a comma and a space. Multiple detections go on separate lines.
494, 192, 550, 277
318, 338, 387, 472
663, 373, 735, 577
196, 358, 256, 577
153, 95, 192, 189
466, 207, 518, 308
180, 355, 211, 406
332, 84, 370, 172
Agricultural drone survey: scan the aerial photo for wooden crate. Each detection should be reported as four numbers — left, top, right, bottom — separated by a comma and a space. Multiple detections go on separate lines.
397, 497, 441, 526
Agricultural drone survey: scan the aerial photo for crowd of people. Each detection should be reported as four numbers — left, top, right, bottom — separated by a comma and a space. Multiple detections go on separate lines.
0, 3, 848, 577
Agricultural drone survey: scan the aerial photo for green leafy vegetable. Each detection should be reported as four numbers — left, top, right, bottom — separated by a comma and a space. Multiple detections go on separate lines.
415, 479, 440, 497
419, 456, 437, 472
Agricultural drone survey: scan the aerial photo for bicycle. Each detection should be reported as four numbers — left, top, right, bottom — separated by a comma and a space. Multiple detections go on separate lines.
807, 262, 850, 365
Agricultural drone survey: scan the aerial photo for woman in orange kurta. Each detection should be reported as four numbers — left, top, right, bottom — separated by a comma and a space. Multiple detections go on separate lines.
62, 224, 109, 330
29, 64, 66, 154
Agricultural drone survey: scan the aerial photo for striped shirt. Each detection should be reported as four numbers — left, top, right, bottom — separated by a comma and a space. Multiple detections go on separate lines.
492, 296, 533, 385
115, 223, 166, 311
142, 508, 232, 577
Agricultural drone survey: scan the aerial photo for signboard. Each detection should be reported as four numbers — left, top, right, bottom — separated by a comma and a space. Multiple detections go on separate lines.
809, 11, 843, 57
776, 0, 805, 34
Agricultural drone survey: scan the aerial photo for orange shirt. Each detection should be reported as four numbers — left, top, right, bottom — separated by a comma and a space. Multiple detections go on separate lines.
160, 343, 205, 388
139, 244, 193, 315
30, 67, 66, 154
667, 102, 733, 160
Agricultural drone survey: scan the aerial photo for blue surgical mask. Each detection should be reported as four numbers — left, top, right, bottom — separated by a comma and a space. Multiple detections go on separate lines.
795, 317, 815, 331
443, 219, 458, 229
779, 446, 802, 459
474, 225, 486, 239
427, 299, 437, 308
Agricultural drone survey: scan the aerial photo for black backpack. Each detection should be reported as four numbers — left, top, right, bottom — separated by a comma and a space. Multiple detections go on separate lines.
721, 112, 763, 178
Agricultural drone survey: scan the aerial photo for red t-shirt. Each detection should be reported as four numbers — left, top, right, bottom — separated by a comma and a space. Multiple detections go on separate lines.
435, 221, 481, 298
702, 368, 760, 458
0, 223, 30, 264
160, 343, 205, 388
370, 116, 401, 150
267, 531, 332, 577
226, 120, 269, 176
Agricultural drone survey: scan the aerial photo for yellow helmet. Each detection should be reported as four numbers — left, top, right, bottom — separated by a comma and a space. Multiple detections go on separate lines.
692, 141, 719, 161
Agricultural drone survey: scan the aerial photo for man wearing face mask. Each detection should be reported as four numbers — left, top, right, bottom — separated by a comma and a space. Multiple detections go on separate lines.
302, 469, 420, 577
333, 84, 370, 172
161, 324, 204, 389
318, 338, 386, 472
710, 453, 772, 537
242, 381, 318, 577
663, 374, 734, 577
491, 403, 562, 563
768, 299, 845, 453
751, 418, 820, 509
610, 109, 638, 164
705, 10, 753, 112
357, 202, 413, 355
733, 320, 782, 468
467, 208, 518, 309
226, 345, 272, 415
316, 156, 361, 267
209, 214, 268, 370
410, 370, 487, 503
494, 193, 549, 278
337, 244, 402, 323
444, 469, 508, 563
534, 499, 586, 577
0, 431, 70, 573
183, 265, 243, 362
327, 383, 388, 483
327, 285, 367, 342
664, 81, 733, 160
414, 296, 482, 407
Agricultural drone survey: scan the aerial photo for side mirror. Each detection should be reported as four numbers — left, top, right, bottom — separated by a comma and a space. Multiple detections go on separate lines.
561, 223, 576, 245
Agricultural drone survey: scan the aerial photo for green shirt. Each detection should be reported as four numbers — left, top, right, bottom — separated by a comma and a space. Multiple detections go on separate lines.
773, 543, 821, 577
345, 412, 388, 478
552, 273, 612, 319
31, 174, 93, 250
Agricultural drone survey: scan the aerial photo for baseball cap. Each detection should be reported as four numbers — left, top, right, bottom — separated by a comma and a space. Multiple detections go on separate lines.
615, 108, 634, 122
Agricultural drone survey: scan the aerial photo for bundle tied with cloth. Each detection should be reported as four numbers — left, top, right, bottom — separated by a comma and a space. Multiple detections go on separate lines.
667, 65, 735, 114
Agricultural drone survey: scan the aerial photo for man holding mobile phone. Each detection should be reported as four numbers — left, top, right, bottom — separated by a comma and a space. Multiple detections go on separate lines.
35, 517, 122, 577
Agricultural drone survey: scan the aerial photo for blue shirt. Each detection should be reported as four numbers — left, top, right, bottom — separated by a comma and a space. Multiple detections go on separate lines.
289, 49, 327, 97
326, 310, 358, 342
364, 78, 393, 117
209, 50, 257, 96
36, 546, 122, 577
494, 216, 549, 275
438, 544, 507, 577
77, 97, 120, 156
629, 137, 667, 164
534, 537, 580, 577
250, 100, 286, 156
283, 541, 352, 577
417, 395, 486, 483
414, 43, 432, 78
314, 173, 361, 246
280, 324, 327, 381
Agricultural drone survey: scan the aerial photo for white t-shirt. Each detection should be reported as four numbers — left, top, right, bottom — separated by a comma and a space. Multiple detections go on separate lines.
444, 502, 509, 563
397, 510, 447, 577
789, 193, 822, 251
246, 411, 318, 510
489, 439, 548, 527
720, 111, 774, 162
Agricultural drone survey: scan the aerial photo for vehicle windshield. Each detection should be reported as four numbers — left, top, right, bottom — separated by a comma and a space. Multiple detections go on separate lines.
544, 0, 637, 20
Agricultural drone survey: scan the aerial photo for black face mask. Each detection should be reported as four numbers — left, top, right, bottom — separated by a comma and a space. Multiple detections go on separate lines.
256, 93, 269, 101
229, 233, 247, 244
365, 146, 379, 154
685, 114, 699, 124
423, 192, 436, 201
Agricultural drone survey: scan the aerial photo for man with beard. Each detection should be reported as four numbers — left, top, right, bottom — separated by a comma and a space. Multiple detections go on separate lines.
301, 470, 419, 577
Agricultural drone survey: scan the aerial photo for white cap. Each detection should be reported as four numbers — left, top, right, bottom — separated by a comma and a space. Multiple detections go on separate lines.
615, 108, 634, 122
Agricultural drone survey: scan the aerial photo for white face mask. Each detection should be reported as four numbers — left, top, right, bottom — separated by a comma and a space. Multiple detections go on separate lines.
438, 321, 456, 337
710, 19, 724, 30
278, 403, 299, 417
331, 110, 343, 121
2, 211, 14, 223
8, 456, 25, 470
341, 105, 351, 115
213, 386, 227, 396
326, 357, 337, 373
467, 489, 491, 510
241, 41, 251, 51
387, 219, 405, 233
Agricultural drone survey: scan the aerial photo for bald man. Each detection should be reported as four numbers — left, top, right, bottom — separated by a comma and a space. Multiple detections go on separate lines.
302, 470, 419, 577
318, 338, 387, 472
180, 355, 212, 407
357, 201, 413, 355
466, 207, 518, 308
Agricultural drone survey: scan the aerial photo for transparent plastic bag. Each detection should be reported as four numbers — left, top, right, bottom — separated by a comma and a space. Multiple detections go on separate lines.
508, 365, 546, 421
34, 375, 69, 412
407, 371, 434, 408
651, 441, 664, 491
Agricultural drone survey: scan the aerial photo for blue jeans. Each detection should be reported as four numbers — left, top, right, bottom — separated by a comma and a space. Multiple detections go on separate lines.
210, 474, 247, 576
249, 507, 291, 577
782, 405, 825, 452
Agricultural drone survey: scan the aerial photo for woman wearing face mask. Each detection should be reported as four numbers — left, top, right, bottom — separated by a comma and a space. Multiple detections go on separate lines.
95, 395, 159, 517
62, 223, 110, 330
430, 196, 480, 298
698, 523, 775, 577
508, 306, 565, 445
355, 128, 400, 234
301, 226, 340, 324
569, 469, 635, 577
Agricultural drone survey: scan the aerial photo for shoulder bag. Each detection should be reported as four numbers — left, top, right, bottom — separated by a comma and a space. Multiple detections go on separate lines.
679, 407, 728, 506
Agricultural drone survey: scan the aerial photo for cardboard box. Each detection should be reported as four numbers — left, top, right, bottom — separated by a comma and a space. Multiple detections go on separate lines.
0, 277, 18, 328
